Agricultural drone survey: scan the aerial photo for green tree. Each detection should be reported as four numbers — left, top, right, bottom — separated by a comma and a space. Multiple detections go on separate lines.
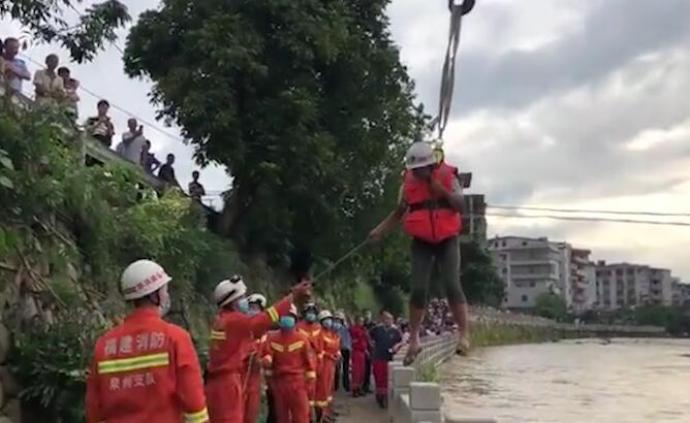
124, 0, 423, 262
534, 292, 568, 321
460, 241, 505, 306
1, 0, 130, 62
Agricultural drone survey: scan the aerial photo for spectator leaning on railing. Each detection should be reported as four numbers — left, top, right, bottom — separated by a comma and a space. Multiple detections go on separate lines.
116, 118, 147, 165
188, 171, 205, 202
141, 140, 161, 174
33, 54, 64, 107
85, 99, 115, 147
2, 38, 30, 93
158, 153, 179, 187
58, 66, 80, 118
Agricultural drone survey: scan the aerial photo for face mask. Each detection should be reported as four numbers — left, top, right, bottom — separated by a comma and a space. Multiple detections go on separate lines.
305, 312, 317, 323
322, 319, 333, 330
279, 316, 296, 330
247, 309, 260, 316
333, 322, 342, 330
236, 298, 250, 314
158, 287, 171, 317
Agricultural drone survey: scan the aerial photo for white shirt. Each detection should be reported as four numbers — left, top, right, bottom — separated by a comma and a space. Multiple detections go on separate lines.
117, 131, 146, 164
34, 69, 65, 105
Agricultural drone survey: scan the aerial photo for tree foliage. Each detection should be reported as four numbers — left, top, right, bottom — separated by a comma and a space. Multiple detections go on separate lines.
460, 240, 505, 306
124, 0, 424, 262
534, 292, 568, 321
0, 0, 130, 62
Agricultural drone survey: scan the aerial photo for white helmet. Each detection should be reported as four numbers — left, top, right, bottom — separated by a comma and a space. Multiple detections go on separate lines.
318, 310, 333, 322
121, 259, 172, 301
334, 311, 346, 321
247, 294, 267, 309
213, 275, 247, 308
405, 142, 436, 169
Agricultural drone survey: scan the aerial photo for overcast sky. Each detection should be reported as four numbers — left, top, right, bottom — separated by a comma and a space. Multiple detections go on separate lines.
3, 1, 690, 279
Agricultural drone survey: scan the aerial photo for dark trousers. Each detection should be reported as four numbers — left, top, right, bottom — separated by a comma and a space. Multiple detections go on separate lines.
266, 387, 275, 423
335, 349, 350, 391
363, 353, 372, 392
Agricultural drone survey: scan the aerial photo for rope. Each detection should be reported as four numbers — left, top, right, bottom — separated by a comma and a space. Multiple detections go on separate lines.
435, 0, 475, 141
313, 240, 369, 282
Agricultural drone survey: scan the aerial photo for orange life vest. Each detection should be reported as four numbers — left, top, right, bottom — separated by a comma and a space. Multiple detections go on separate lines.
402, 162, 462, 244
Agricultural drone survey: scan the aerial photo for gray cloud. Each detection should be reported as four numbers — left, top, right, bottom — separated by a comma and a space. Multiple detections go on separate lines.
413, 0, 690, 116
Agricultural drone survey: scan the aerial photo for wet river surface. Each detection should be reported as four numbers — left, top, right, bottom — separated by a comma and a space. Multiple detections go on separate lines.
441, 338, 690, 422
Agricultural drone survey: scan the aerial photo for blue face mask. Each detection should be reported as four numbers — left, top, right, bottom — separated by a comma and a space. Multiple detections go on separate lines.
247, 309, 259, 316
236, 298, 250, 314
322, 318, 333, 330
279, 316, 296, 330
305, 312, 317, 323
332, 321, 342, 330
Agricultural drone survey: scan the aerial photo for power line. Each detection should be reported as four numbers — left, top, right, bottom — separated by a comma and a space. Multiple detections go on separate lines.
489, 204, 690, 218
485, 212, 690, 227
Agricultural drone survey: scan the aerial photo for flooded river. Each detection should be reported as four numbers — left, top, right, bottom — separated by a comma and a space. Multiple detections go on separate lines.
442, 338, 690, 422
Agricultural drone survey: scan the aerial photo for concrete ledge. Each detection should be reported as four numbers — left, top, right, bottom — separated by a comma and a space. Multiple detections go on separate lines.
410, 382, 442, 410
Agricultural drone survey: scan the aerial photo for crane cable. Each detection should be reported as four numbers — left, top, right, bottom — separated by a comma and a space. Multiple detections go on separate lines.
433, 0, 476, 161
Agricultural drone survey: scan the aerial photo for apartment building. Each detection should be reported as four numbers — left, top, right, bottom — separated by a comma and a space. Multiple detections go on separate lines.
671, 279, 690, 307
461, 194, 487, 244
594, 262, 674, 310
571, 248, 597, 313
489, 236, 563, 309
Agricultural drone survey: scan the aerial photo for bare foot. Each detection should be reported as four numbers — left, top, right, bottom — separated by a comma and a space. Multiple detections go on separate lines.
456, 333, 470, 356
403, 342, 423, 366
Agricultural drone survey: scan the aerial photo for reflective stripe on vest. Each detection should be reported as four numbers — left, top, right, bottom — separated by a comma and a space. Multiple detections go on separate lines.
270, 342, 285, 352
288, 341, 304, 352
266, 306, 279, 323
210, 330, 226, 341
184, 407, 209, 423
97, 352, 169, 375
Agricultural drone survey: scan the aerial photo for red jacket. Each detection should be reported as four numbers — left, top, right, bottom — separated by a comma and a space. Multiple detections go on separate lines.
349, 325, 369, 352
402, 162, 462, 244
320, 331, 341, 362
86, 306, 208, 423
207, 298, 291, 376
297, 321, 324, 361
261, 330, 316, 380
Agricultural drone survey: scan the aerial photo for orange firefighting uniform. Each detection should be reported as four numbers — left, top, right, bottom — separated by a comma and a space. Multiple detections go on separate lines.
206, 298, 291, 423
262, 330, 316, 423
243, 333, 267, 423
86, 305, 209, 423
297, 321, 323, 406
315, 330, 341, 413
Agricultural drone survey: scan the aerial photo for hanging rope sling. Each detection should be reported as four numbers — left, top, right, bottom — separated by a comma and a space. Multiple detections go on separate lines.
432, 0, 476, 162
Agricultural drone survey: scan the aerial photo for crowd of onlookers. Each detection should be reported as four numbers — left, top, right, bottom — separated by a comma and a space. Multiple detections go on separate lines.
1, 37, 207, 203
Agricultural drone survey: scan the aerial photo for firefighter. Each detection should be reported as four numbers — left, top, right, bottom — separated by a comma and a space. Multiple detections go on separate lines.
243, 294, 268, 423
206, 276, 312, 423
297, 302, 323, 408
86, 259, 209, 423
315, 310, 341, 422
262, 305, 316, 423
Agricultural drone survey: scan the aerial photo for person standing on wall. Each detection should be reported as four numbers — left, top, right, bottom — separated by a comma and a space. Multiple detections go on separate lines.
368, 142, 469, 366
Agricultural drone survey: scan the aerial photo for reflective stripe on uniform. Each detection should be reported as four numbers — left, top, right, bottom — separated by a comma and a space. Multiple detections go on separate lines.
315, 400, 329, 408
97, 352, 169, 375
305, 371, 316, 379
184, 407, 209, 423
210, 330, 226, 341
266, 306, 279, 323
288, 341, 304, 352
270, 342, 284, 352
